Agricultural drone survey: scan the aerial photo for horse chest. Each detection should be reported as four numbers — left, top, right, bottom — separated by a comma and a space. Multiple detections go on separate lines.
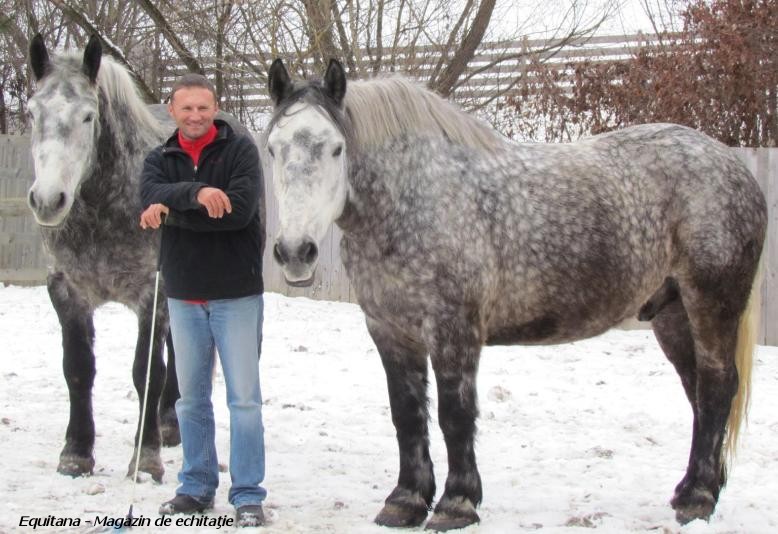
341, 236, 430, 335
42, 217, 154, 306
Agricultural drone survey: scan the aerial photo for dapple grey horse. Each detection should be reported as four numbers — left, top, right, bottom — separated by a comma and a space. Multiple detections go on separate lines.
265, 58, 766, 530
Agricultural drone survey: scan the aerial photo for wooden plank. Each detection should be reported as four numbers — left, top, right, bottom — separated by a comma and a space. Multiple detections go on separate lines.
155, 32, 678, 78
759, 150, 778, 345
0, 198, 29, 217
0, 268, 47, 285
734, 149, 774, 345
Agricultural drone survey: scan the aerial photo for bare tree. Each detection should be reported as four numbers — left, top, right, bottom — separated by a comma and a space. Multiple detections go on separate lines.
508, 0, 778, 147
1, 0, 618, 132
45, 0, 158, 101
0, 0, 64, 132
136, 0, 203, 75
428, 0, 495, 96
303, 0, 340, 70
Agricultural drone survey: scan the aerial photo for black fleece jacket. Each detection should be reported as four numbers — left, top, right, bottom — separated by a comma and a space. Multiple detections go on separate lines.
140, 120, 264, 300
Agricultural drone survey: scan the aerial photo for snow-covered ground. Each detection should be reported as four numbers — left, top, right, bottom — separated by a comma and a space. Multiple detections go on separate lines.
1, 285, 776, 533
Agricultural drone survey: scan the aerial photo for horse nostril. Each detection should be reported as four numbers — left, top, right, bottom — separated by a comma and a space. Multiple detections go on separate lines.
28, 190, 37, 210
300, 241, 318, 264
273, 242, 288, 265
55, 192, 67, 210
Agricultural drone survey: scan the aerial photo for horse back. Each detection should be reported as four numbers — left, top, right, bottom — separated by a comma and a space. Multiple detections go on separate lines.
344, 124, 766, 346
487, 124, 765, 343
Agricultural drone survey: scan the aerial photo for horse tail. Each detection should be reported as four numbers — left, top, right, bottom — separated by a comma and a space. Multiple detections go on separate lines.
723, 256, 763, 470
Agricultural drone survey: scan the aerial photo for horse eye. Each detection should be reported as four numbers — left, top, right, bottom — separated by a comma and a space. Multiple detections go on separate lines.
332, 145, 343, 157
267, 146, 275, 158
83, 113, 94, 123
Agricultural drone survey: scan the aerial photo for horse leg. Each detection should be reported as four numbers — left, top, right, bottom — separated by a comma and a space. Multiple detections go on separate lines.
368, 318, 435, 528
159, 332, 181, 446
126, 297, 169, 482
425, 312, 482, 531
654, 285, 744, 524
650, 297, 702, 498
48, 272, 97, 477
651, 294, 697, 403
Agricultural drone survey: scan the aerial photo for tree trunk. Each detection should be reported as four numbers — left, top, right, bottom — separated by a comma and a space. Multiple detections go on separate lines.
136, 0, 204, 75
0, 87, 7, 134
214, 1, 234, 102
303, 0, 339, 69
331, 0, 357, 74
429, 0, 496, 97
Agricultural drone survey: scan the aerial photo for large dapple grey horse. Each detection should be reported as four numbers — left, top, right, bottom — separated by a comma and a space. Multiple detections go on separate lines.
265, 58, 766, 530
26, 34, 260, 482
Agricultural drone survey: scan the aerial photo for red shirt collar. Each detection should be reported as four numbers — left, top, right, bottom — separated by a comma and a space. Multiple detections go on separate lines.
177, 124, 218, 165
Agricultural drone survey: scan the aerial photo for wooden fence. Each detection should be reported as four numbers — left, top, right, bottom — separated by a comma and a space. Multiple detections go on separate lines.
155, 32, 674, 112
1, 135, 777, 345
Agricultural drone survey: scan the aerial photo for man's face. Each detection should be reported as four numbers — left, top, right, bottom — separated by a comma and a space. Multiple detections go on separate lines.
168, 86, 218, 140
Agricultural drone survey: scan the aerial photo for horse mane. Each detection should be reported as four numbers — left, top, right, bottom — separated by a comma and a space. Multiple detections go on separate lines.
94, 56, 169, 143
344, 77, 505, 154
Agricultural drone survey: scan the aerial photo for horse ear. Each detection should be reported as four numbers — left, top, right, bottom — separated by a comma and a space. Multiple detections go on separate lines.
82, 34, 102, 84
29, 33, 51, 81
268, 59, 293, 106
323, 59, 347, 106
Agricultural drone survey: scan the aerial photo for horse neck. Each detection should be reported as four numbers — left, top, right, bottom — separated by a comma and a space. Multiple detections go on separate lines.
335, 150, 395, 235
80, 95, 164, 207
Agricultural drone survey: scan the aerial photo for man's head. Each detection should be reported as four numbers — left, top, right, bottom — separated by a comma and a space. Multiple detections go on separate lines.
168, 73, 219, 140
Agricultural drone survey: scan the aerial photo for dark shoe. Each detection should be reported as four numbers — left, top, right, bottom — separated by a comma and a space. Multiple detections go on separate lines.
159, 494, 213, 515
236, 504, 265, 527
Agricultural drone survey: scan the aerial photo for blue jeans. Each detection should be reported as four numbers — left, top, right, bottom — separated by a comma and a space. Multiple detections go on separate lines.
167, 294, 266, 507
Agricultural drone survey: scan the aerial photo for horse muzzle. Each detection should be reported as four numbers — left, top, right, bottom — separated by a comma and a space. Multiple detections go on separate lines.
27, 187, 71, 227
273, 237, 318, 287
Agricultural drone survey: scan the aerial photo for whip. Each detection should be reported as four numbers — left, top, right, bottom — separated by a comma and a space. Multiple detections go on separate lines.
124, 218, 166, 530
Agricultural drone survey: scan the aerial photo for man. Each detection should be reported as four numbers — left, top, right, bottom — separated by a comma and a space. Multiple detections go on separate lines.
139, 73, 266, 528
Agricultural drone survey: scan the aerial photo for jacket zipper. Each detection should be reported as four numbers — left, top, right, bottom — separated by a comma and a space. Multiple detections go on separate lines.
163, 127, 226, 182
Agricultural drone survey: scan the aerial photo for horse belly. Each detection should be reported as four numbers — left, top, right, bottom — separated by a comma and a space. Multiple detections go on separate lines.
483, 271, 663, 346
485, 314, 618, 346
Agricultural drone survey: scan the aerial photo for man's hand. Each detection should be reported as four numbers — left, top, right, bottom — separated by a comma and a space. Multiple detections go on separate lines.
140, 203, 169, 229
197, 187, 232, 218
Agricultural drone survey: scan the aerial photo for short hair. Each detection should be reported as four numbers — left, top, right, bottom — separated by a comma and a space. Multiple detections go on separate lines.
169, 73, 217, 103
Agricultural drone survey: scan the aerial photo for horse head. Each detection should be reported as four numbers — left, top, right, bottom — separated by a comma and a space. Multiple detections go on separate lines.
27, 34, 102, 227
265, 58, 350, 287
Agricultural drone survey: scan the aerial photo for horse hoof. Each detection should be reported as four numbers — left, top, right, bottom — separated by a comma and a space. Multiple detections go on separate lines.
426, 496, 479, 531
425, 511, 480, 531
375, 502, 428, 527
161, 423, 181, 447
674, 503, 714, 525
57, 454, 95, 477
671, 488, 715, 524
127, 448, 164, 483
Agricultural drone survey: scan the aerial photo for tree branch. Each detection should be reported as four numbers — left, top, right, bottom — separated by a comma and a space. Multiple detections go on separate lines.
136, 0, 203, 75
429, 0, 496, 97
47, 0, 157, 102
